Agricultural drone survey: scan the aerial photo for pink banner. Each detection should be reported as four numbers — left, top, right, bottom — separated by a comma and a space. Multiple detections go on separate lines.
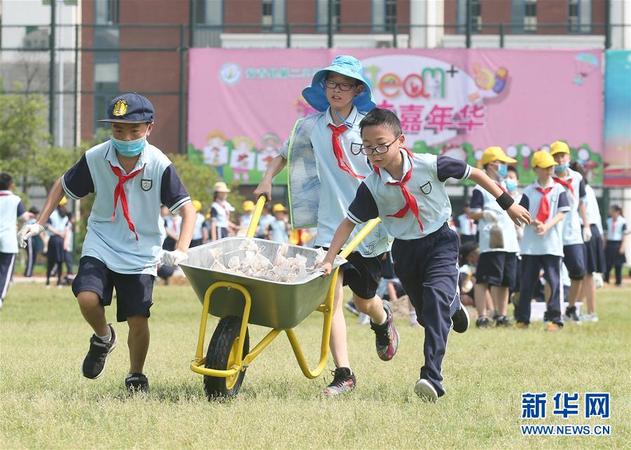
188, 49, 603, 185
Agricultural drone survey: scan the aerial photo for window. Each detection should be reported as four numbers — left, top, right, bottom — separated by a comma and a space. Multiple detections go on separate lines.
568, 0, 579, 32
317, 0, 340, 33
471, 0, 482, 32
524, 0, 537, 32
568, 0, 591, 33
457, 0, 482, 34
95, 0, 119, 24
262, 0, 273, 26
385, 0, 397, 32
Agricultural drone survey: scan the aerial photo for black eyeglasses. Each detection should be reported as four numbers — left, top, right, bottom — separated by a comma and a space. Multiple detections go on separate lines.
324, 80, 357, 92
351, 136, 401, 156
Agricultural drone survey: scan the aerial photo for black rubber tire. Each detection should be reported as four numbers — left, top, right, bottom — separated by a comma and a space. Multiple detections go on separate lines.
203, 316, 249, 400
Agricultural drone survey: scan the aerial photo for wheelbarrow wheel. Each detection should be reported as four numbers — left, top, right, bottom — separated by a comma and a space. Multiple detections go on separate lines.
204, 316, 249, 400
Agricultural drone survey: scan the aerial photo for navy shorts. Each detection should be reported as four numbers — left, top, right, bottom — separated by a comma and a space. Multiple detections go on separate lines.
318, 247, 382, 299
475, 251, 518, 288
563, 244, 587, 280
72, 256, 155, 322
584, 224, 605, 274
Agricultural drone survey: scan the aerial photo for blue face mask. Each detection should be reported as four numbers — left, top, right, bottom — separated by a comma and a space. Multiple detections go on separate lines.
496, 163, 508, 179
112, 136, 146, 157
554, 163, 569, 174
505, 179, 518, 193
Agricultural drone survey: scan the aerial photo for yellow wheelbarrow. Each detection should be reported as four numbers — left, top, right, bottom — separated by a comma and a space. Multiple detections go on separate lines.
179, 196, 380, 399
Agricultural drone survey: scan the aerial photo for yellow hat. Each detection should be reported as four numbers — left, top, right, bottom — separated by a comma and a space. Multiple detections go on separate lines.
549, 140, 570, 156
531, 150, 557, 169
479, 146, 517, 166
272, 203, 287, 213
242, 200, 255, 212
59, 196, 68, 206
213, 181, 230, 193
192, 200, 202, 212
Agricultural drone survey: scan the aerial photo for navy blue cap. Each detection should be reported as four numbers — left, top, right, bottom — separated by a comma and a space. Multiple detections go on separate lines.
99, 92, 155, 123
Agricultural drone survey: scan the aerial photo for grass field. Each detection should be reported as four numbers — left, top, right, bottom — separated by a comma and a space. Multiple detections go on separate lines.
1, 282, 630, 449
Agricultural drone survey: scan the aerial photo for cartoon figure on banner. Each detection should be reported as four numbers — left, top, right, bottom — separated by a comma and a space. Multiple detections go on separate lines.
574, 53, 599, 86
202, 130, 230, 177
257, 132, 281, 173
230, 136, 256, 182
471, 63, 509, 97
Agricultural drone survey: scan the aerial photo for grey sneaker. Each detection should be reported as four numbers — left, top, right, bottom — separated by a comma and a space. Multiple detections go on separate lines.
323, 367, 356, 397
82, 324, 117, 379
414, 378, 438, 403
125, 373, 149, 393
370, 302, 399, 361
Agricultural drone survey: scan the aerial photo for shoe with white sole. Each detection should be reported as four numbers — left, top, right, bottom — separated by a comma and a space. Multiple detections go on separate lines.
414, 378, 438, 403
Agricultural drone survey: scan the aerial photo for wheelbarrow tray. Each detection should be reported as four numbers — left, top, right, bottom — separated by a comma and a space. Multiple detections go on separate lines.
180, 237, 345, 329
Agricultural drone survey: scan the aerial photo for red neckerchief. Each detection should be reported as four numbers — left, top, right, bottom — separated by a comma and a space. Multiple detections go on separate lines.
109, 162, 144, 240
553, 176, 574, 196
535, 186, 553, 223
374, 148, 424, 231
328, 123, 365, 180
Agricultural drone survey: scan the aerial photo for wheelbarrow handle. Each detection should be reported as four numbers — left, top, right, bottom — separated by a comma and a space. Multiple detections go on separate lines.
246, 195, 267, 238
339, 218, 382, 259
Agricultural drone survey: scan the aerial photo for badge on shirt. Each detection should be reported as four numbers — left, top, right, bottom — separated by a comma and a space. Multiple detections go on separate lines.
141, 179, 153, 191
420, 181, 432, 195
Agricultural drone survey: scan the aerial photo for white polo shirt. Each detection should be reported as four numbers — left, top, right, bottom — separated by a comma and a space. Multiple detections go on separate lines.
606, 216, 627, 241
62, 140, 190, 275
347, 150, 472, 240
0, 190, 25, 254
582, 184, 603, 233
192, 212, 205, 240
47, 208, 69, 237
469, 182, 520, 254
280, 106, 390, 257
518, 181, 570, 256
554, 168, 586, 246
457, 213, 476, 236
211, 200, 234, 229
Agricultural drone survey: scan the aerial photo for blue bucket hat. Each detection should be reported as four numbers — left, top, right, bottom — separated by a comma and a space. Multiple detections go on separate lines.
302, 55, 376, 113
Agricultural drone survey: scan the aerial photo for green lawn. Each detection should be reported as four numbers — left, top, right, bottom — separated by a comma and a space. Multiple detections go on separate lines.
1, 283, 629, 449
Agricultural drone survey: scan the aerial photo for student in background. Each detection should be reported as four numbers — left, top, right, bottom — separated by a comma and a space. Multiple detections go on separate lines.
268, 203, 290, 243
604, 204, 627, 287
456, 202, 477, 244
190, 200, 205, 247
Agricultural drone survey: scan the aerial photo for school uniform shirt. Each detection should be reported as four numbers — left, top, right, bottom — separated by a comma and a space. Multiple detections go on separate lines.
469, 182, 520, 254
606, 216, 627, 241
0, 190, 25, 254
555, 168, 586, 246
61, 140, 190, 275
346, 150, 472, 240
210, 200, 234, 228
256, 213, 275, 237
268, 219, 289, 243
47, 208, 69, 237
190, 212, 204, 241
518, 181, 570, 256
279, 106, 390, 257
457, 213, 477, 236
581, 184, 603, 234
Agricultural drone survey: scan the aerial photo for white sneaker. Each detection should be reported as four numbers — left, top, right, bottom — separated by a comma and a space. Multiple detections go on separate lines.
582, 313, 599, 322
358, 313, 370, 325
414, 378, 438, 403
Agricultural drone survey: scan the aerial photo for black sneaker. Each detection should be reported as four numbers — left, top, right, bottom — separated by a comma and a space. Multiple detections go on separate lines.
564, 306, 580, 322
125, 373, 149, 393
370, 302, 399, 361
82, 325, 117, 379
451, 306, 470, 333
475, 316, 491, 328
495, 315, 512, 327
323, 367, 356, 396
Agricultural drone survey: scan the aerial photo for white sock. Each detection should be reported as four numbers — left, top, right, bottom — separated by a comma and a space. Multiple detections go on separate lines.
97, 327, 111, 343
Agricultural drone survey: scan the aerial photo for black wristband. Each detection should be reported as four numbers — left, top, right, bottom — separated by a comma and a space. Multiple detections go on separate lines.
496, 192, 514, 210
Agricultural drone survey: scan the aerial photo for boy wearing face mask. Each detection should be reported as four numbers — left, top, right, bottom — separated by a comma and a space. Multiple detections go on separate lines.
468, 147, 520, 327
18, 93, 195, 393
549, 141, 590, 323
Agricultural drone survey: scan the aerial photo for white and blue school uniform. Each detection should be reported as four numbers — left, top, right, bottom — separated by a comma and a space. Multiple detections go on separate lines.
514, 181, 570, 325
62, 140, 190, 276
554, 168, 587, 279
469, 182, 520, 289
0, 190, 25, 303
268, 218, 289, 243
456, 213, 477, 243
190, 212, 205, 247
347, 149, 471, 397
581, 185, 605, 274
210, 200, 234, 239
47, 208, 69, 264
605, 215, 627, 285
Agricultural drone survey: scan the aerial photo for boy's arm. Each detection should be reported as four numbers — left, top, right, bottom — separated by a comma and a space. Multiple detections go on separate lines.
175, 203, 195, 252
537, 211, 566, 236
254, 155, 287, 200
320, 218, 356, 276
468, 168, 531, 226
